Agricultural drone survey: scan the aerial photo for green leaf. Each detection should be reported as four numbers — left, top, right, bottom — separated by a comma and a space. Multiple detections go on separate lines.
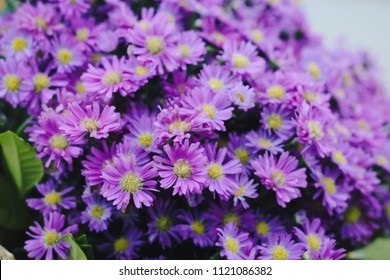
0, 131, 44, 196
348, 238, 390, 260
0, 175, 30, 230
61, 234, 88, 260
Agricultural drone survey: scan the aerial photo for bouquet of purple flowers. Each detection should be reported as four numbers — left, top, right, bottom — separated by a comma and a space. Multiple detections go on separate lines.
0, 0, 390, 260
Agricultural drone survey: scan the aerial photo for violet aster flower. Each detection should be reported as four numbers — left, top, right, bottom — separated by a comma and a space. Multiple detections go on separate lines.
115, 139, 151, 167
177, 210, 214, 248
127, 18, 180, 74
230, 175, 259, 209
196, 64, 237, 93
1, 30, 34, 61
310, 238, 346, 260
24, 212, 78, 260
204, 142, 242, 199
245, 129, 284, 154
294, 218, 327, 253
261, 105, 295, 140
126, 112, 158, 152
101, 155, 158, 211
176, 31, 206, 70
252, 152, 307, 207
80, 195, 113, 232
56, 0, 90, 19
227, 133, 253, 174
181, 87, 233, 131
228, 82, 255, 111
218, 40, 265, 76
147, 200, 182, 249
259, 234, 305, 260
255, 71, 294, 105
153, 140, 208, 196
216, 222, 254, 260
99, 227, 144, 259
26, 181, 76, 214
50, 35, 83, 74
61, 101, 121, 140
162, 70, 195, 98
81, 56, 136, 98
253, 212, 286, 242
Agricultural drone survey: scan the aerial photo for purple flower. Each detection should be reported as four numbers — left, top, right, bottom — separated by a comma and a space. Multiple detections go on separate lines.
177, 210, 214, 248
230, 175, 259, 209
177, 31, 206, 70
228, 82, 255, 111
61, 102, 121, 140
204, 143, 242, 199
26, 181, 76, 214
252, 152, 307, 207
259, 234, 304, 260
245, 129, 284, 154
216, 222, 254, 260
154, 140, 208, 196
253, 212, 286, 242
196, 64, 237, 93
294, 218, 327, 253
1, 30, 34, 61
181, 87, 233, 131
125, 112, 158, 151
101, 155, 158, 211
80, 194, 113, 232
310, 238, 346, 260
24, 212, 78, 260
50, 35, 83, 73
147, 200, 182, 249
227, 133, 253, 173
261, 105, 295, 140
56, 0, 90, 19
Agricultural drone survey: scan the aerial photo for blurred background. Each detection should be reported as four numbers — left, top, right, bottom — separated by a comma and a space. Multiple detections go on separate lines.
301, 0, 390, 92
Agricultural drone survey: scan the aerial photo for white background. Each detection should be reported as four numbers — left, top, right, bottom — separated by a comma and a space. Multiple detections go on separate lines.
301, 0, 390, 92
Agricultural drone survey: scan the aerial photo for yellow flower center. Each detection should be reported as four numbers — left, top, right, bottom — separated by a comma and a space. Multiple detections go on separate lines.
332, 151, 347, 165
268, 0, 281, 5
114, 237, 130, 252
357, 119, 371, 132
251, 30, 264, 42
76, 28, 90, 42
208, 78, 224, 91
168, 120, 190, 133
235, 186, 245, 197
234, 148, 249, 164
272, 170, 286, 186
272, 246, 289, 260
33, 74, 50, 92
44, 192, 62, 206
303, 92, 317, 102
102, 70, 122, 86
90, 205, 105, 219
4, 74, 21, 92
386, 203, 390, 217
76, 81, 86, 94
35, 17, 47, 30
306, 234, 322, 251
225, 237, 239, 254
235, 93, 245, 102
91, 53, 102, 63
177, 44, 191, 58
173, 159, 192, 178
377, 155, 389, 166
11, 37, 28, 52
308, 62, 321, 79
57, 49, 73, 65
202, 104, 217, 119
191, 221, 205, 234
307, 120, 324, 140
267, 85, 285, 100
156, 215, 172, 232
81, 118, 100, 132
138, 133, 154, 148
146, 36, 164, 54
223, 213, 239, 225
266, 114, 283, 130
321, 177, 336, 194
208, 163, 223, 180
49, 135, 69, 150
259, 138, 272, 148
120, 172, 142, 193
139, 20, 149, 32
344, 205, 361, 224
135, 66, 148, 76
256, 222, 270, 236
232, 53, 249, 68
212, 32, 225, 43
44, 231, 60, 247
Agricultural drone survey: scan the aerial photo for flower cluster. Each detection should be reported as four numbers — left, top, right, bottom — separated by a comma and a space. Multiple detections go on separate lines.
1, 0, 389, 260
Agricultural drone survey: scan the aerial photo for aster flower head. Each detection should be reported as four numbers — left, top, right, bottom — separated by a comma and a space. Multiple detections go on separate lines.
228, 82, 255, 111
181, 87, 234, 131
80, 194, 113, 232
294, 218, 327, 253
252, 152, 307, 207
261, 105, 295, 140
310, 238, 346, 260
24, 212, 78, 260
196, 64, 238, 93
61, 101, 121, 140
102, 155, 158, 211
230, 175, 259, 209
176, 31, 206, 70
245, 129, 284, 154
26, 181, 76, 214
50, 35, 83, 73
255, 71, 295, 105
259, 234, 305, 260
56, 0, 90, 19
1, 30, 34, 61
218, 40, 265, 76
253, 212, 286, 242
147, 200, 182, 249
126, 112, 158, 152
227, 133, 253, 174
216, 222, 254, 260
153, 140, 208, 196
